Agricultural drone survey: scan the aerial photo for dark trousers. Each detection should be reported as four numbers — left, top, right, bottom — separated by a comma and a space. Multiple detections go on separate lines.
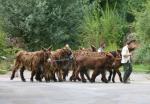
123, 62, 132, 82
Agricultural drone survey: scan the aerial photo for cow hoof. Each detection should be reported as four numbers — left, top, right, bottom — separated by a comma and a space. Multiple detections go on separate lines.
73, 80, 76, 82
112, 81, 115, 83
10, 76, 14, 80
59, 80, 63, 82
105, 81, 108, 83
30, 79, 33, 82
120, 80, 123, 83
54, 80, 57, 82
82, 80, 87, 83
90, 80, 95, 83
22, 79, 26, 82
10, 77, 13, 80
39, 80, 42, 82
46, 81, 50, 83
77, 78, 81, 81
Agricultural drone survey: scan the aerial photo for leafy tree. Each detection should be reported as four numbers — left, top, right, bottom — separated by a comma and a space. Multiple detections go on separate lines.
0, 0, 82, 50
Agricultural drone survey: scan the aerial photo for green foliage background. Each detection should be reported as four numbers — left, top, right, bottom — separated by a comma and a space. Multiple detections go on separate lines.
0, 0, 149, 65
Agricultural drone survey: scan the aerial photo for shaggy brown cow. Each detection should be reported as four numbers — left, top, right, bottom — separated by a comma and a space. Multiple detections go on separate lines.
52, 45, 97, 81
45, 44, 73, 82
42, 61, 57, 82
69, 46, 98, 81
111, 58, 122, 83
10, 48, 51, 82
107, 50, 122, 82
74, 50, 122, 83
70, 51, 107, 82
74, 53, 115, 83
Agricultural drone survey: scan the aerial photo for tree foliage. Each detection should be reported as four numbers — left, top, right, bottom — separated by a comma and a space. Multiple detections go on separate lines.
0, 0, 82, 50
134, 0, 150, 63
0, 0, 149, 64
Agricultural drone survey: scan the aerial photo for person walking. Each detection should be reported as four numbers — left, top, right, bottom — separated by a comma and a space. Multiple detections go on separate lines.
121, 40, 136, 83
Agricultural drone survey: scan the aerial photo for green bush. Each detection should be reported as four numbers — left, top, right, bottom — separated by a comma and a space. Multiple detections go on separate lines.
0, 31, 6, 56
0, 0, 82, 50
0, 60, 12, 74
134, 1, 150, 64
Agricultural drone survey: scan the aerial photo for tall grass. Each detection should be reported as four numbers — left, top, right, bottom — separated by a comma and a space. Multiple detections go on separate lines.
80, 1, 126, 49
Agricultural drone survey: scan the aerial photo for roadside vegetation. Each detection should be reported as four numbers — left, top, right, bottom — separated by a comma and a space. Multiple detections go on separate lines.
0, 0, 149, 73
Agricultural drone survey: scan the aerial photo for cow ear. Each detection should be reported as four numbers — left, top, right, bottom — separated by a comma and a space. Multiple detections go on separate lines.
42, 47, 46, 52
106, 54, 111, 58
79, 47, 82, 50
106, 53, 113, 58
47, 46, 52, 51
47, 48, 51, 51
91, 45, 96, 52
80, 47, 85, 50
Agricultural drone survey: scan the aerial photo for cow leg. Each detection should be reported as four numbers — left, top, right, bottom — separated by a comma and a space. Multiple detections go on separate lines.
63, 70, 68, 81
74, 66, 81, 82
10, 62, 20, 80
91, 70, 100, 83
53, 75, 57, 82
101, 71, 108, 83
44, 70, 52, 82
80, 70, 86, 83
45, 74, 50, 82
69, 74, 74, 81
70, 62, 81, 81
35, 67, 42, 82
20, 66, 26, 82
70, 70, 81, 82
112, 70, 116, 83
69, 69, 75, 81
30, 70, 36, 82
84, 70, 91, 82
52, 72, 57, 82
116, 69, 122, 82
57, 70, 63, 82
108, 69, 113, 82
76, 75, 81, 81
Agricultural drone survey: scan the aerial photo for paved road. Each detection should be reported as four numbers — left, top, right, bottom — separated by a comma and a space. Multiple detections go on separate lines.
0, 71, 150, 104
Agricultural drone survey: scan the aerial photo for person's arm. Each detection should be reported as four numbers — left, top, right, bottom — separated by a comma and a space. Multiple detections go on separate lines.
123, 53, 132, 57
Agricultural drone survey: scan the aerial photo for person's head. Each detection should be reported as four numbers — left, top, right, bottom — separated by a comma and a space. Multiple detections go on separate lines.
126, 40, 136, 51
100, 42, 106, 49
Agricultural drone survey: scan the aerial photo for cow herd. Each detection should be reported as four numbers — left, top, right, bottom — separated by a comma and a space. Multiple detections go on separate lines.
10, 44, 123, 83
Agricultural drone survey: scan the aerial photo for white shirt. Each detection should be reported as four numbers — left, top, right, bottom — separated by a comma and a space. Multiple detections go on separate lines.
121, 45, 131, 63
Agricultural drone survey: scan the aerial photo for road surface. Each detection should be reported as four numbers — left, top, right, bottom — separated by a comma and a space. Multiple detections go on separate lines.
0, 71, 150, 104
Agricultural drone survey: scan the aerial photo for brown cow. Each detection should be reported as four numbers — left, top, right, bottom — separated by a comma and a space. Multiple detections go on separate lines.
111, 58, 122, 83
69, 46, 97, 81
10, 48, 51, 82
45, 44, 73, 82
74, 53, 115, 83
107, 50, 122, 82
73, 50, 122, 83
70, 51, 107, 82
